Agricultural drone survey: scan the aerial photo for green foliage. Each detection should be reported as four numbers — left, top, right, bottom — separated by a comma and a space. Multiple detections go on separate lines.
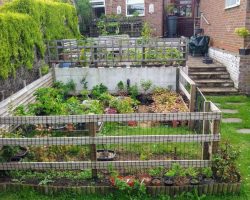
0, 0, 79, 79
109, 97, 137, 113
235, 27, 250, 38
91, 83, 108, 99
0, 12, 44, 79
75, 0, 92, 34
148, 166, 164, 177
186, 167, 198, 178
141, 22, 153, 42
41, 64, 49, 75
202, 167, 213, 178
1, 0, 80, 40
97, 15, 121, 36
212, 142, 241, 183
140, 79, 153, 93
117, 81, 125, 92
128, 84, 139, 100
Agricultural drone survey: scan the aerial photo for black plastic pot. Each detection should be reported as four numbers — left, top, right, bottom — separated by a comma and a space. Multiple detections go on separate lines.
10, 147, 28, 162
164, 177, 174, 186
97, 150, 116, 161
190, 178, 200, 185
239, 49, 250, 55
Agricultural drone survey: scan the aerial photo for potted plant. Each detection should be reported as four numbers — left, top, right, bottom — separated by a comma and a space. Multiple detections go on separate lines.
234, 27, 250, 55
138, 174, 152, 186
186, 167, 200, 185
165, 3, 177, 38
170, 163, 189, 186
201, 167, 214, 184
164, 169, 175, 186
148, 166, 164, 186
140, 79, 153, 105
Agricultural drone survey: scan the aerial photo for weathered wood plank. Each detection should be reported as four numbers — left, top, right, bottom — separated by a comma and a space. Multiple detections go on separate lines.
179, 83, 191, 100
0, 134, 221, 146
0, 160, 211, 170
0, 112, 222, 125
180, 69, 195, 85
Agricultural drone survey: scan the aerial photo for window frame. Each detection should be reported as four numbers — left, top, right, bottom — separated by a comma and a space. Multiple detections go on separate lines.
225, 0, 240, 9
126, 0, 145, 17
90, 0, 105, 8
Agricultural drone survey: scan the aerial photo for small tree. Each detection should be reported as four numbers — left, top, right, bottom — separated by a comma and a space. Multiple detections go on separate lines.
75, 0, 92, 35
235, 27, 250, 49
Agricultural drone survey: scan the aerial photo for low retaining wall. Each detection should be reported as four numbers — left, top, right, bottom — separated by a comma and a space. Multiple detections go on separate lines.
0, 72, 53, 118
209, 47, 250, 94
208, 47, 240, 88
54, 67, 177, 93
0, 182, 241, 196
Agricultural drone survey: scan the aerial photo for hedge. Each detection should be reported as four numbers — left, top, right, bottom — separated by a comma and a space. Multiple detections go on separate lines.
0, 0, 80, 79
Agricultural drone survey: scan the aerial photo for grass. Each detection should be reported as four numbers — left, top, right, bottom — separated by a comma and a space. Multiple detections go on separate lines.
0, 95, 250, 199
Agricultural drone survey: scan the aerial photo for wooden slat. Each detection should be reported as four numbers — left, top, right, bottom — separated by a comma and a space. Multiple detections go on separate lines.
0, 160, 211, 170
180, 69, 195, 85
0, 112, 222, 125
210, 102, 221, 113
0, 134, 221, 146
180, 82, 191, 100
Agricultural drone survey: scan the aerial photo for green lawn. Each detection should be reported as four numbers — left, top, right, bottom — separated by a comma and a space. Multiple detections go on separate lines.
0, 95, 249, 199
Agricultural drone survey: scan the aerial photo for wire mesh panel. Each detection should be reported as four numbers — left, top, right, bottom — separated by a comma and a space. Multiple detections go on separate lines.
0, 112, 221, 173
47, 38, 188, 68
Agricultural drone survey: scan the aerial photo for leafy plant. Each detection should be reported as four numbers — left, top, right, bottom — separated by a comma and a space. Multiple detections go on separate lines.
148, 166, 164, 177
91, 83, 108, 99
212, 142, 241, 183
128, 84, 139, 100
117, 81, 125, 95
235, 27, 250, 49
186, 167, 198, 178
38, 175, 54, 186
41, 64, 49, 75
202, 167, 213, 178
140, 79, 153, 94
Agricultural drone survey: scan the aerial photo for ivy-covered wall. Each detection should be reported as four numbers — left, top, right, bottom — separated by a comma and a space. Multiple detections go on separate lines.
0, 0, 79, 100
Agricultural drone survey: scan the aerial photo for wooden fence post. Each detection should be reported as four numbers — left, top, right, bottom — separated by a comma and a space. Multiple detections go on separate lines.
202, 101, 210, 160
212, 119, 220, 155
88, 122, 98, 179
189, 83, 196, 129
176, 67, 180, 93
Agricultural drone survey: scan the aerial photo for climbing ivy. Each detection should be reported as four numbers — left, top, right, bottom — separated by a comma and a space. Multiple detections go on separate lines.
0, 12, 44, 79
0, 0, 80, 79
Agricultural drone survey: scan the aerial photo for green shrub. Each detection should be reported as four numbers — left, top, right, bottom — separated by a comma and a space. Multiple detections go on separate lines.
0, 0, 79, 79
0, 12, 44, 79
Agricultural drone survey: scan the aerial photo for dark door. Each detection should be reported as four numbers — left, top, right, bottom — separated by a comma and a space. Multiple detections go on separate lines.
174, 0, 195, 37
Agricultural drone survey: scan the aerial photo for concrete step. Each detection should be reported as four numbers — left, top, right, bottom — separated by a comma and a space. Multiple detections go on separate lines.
188, 66, 227, 72
195, 79, 234, 88
189, 72, 230, 79
200, 87, 238, 95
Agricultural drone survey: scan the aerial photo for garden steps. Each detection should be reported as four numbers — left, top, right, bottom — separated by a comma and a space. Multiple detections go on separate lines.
187, 56, 238, 95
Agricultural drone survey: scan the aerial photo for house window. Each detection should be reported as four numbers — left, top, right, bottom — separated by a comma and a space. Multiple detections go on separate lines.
225, 0, 240, 9
90, 0, 105, 18
126, 0, 145, 16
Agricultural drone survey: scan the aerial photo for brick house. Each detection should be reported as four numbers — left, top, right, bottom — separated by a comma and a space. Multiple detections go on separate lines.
200, 0, 250, 94
90, 0, 199, 37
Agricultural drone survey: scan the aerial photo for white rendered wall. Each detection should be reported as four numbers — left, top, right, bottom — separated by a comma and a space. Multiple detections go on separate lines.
55, 67, 177, 93
208, 47, 240, 88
